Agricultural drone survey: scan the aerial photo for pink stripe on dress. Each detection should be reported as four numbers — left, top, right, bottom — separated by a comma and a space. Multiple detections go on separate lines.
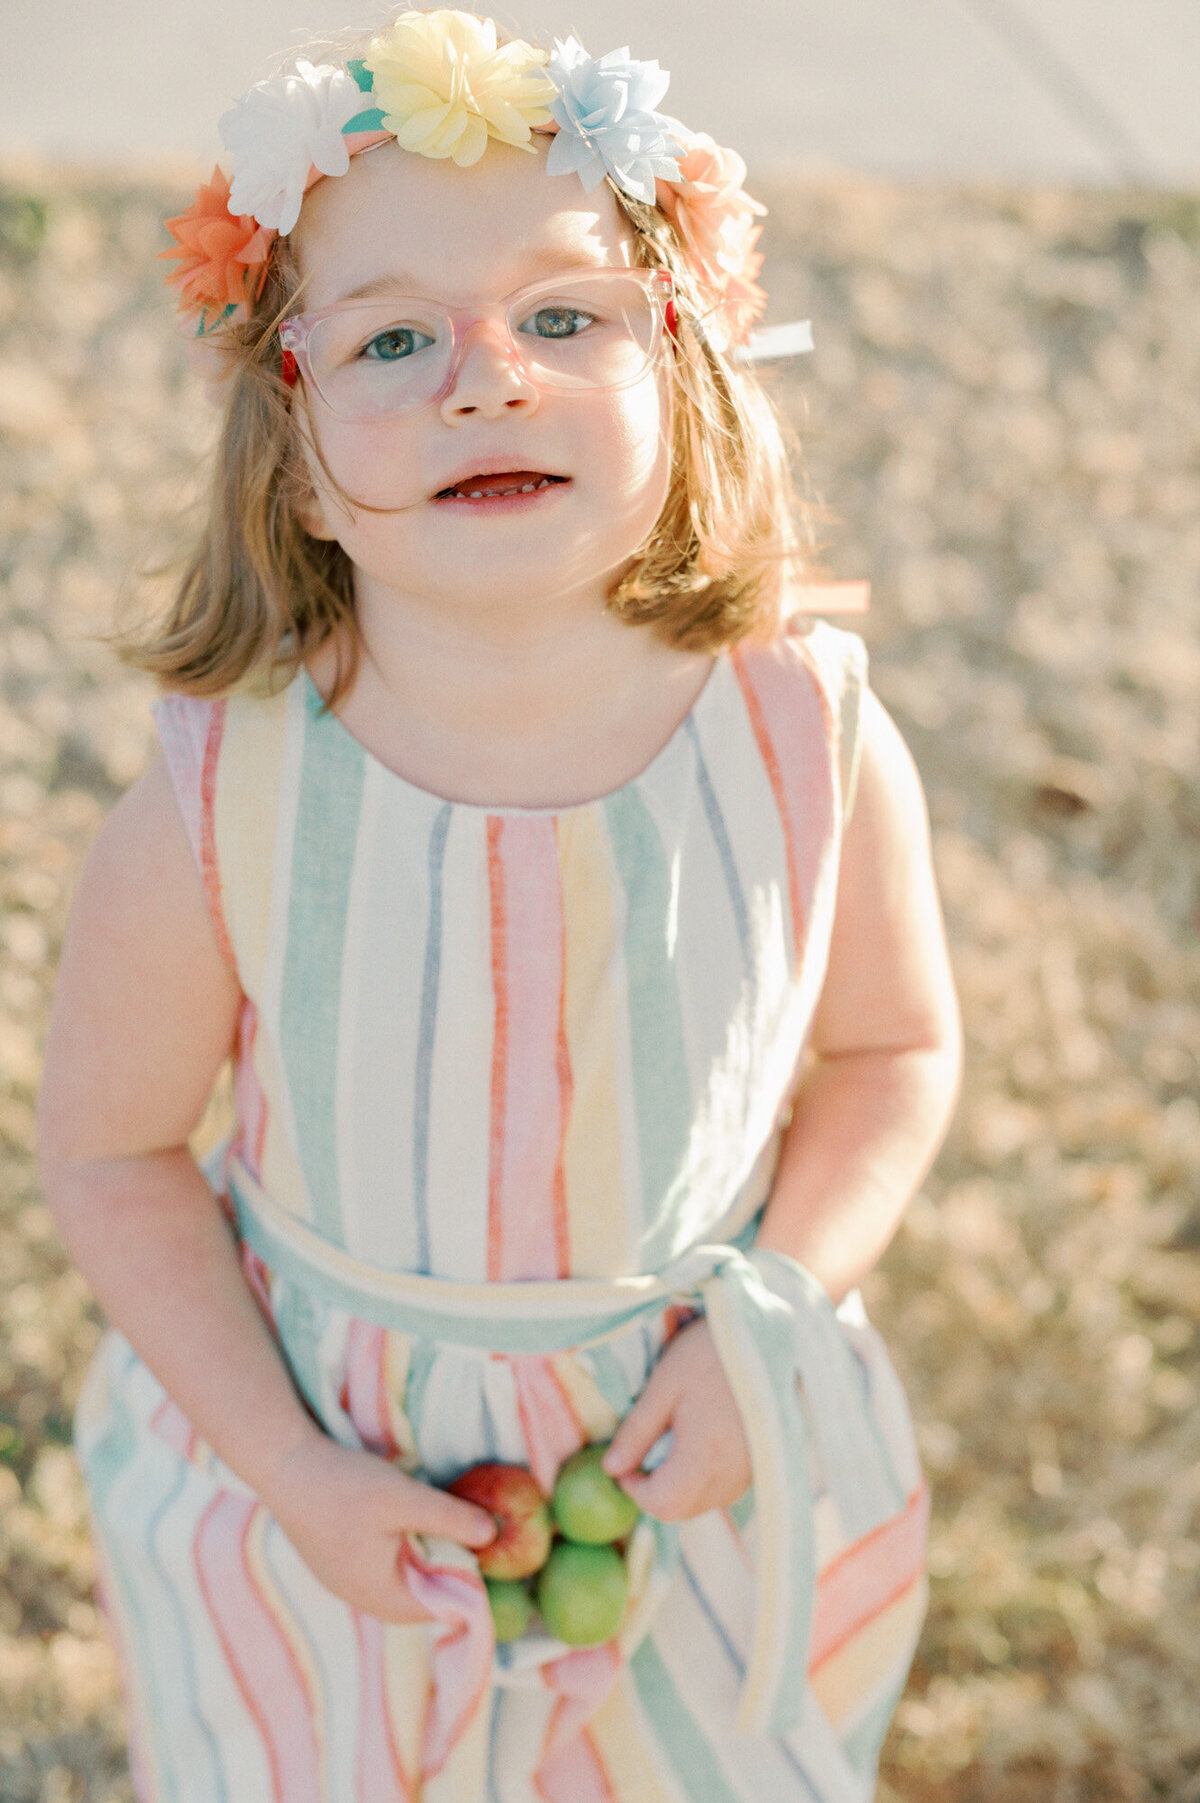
353, 1611, 415, 1802
232, 996, 269, 1179
486, 817, 572, 1281
194, 1493, 322, 1802
342, 1320, 400, 1460
731, 643, 836, 966
511, 1355, 586, 1498
809, 1484, 931, 1671
535, 1723, 620, 1803
397, 1539, 494, 1778
154, 694, 237, 974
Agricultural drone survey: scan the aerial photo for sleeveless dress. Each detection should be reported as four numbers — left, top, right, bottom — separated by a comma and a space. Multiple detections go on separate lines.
76, 621, 929, 1803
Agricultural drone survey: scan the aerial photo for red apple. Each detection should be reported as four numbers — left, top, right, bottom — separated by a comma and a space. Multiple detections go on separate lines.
446, 1462, 553, 1581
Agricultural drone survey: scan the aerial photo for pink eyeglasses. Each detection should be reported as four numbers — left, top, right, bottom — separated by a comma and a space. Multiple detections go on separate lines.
279, 268, 676, 422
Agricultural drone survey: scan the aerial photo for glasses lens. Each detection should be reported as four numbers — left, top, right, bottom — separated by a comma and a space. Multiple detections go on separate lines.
509, 275, 659, 392
307, 301, 451, 420
299, 275, 661, 421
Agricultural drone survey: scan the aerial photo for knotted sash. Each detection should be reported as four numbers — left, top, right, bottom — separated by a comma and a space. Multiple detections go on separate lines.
227, 1157, 910, 1745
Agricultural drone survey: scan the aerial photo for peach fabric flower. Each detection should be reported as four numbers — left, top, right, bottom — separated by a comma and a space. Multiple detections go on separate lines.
159, 168, 275, 328
364, 10, 555, 168
658, 133, 768, 348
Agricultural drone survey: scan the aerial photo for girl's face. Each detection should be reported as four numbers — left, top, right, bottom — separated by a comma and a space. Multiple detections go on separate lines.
290, 139, 672, 627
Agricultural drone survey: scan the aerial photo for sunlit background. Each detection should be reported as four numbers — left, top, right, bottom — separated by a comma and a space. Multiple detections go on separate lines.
3, 0, 1198, 184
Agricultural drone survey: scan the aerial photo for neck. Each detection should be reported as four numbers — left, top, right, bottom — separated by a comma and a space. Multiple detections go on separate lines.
308, 572, 715, 810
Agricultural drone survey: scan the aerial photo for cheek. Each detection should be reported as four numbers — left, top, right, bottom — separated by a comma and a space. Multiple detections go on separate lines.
301, 411, 425, 520
606, 373, 672, 513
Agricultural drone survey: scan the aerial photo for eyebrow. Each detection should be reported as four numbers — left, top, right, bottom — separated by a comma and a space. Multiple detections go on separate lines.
331, 247, 619, 306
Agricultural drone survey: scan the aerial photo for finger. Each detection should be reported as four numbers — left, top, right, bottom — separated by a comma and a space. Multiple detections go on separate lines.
603, 1383, 677, 1478
619, 1429, 712, 1522
394, 1473, 498, 1549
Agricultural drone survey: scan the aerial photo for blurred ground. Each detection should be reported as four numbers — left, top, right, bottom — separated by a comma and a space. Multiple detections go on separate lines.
1, 168, 1198, 1801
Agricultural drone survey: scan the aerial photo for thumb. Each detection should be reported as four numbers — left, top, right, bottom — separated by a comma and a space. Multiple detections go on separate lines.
396, 1472, 498, 1550
603, 1381, 677, 1479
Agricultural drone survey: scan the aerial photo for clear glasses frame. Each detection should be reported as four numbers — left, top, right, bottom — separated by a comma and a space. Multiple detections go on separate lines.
278, 267, 676, 422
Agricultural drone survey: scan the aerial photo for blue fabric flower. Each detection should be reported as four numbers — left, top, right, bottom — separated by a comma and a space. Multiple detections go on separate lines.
545, 37, 683, 205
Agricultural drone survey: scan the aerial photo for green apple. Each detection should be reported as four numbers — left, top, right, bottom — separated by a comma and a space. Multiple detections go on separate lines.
552, 1443, 640, 1545
535, 1541, 629, 1646
485, 1577, 534, 1643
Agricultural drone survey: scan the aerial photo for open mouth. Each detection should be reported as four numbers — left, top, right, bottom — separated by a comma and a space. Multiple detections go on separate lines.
434, 471, 568, 501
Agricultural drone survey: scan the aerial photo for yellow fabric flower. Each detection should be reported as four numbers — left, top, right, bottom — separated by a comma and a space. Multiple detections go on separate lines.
364, 10, 556, 167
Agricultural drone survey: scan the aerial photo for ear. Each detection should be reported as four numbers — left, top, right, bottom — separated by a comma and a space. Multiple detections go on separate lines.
295, 484, 339, 541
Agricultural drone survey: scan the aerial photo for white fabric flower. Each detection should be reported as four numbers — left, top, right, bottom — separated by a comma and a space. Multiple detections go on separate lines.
545, 37, 683, 205
220, 60, 366, 235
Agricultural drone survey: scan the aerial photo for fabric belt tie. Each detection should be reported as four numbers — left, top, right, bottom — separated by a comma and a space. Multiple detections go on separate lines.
228, 1159, 907, 1739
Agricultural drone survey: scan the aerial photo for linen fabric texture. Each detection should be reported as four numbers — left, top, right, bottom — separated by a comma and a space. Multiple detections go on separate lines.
76, 621, 928, 1802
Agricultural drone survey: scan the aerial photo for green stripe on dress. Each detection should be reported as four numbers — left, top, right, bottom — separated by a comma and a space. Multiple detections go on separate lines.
604, 787, 692, 1267
83, 1361, 183, 1803
630, 1636, 744, 1803
279, 684, 365, 1242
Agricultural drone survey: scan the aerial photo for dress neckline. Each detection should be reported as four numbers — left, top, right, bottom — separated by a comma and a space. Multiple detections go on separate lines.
298, 653, 728, 818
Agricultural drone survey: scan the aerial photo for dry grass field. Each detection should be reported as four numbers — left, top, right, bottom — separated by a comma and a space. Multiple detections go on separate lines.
0, 165, 1198, 1800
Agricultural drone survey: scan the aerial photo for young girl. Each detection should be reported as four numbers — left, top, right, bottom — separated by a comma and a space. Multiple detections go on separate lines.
38, 11, 961, 1801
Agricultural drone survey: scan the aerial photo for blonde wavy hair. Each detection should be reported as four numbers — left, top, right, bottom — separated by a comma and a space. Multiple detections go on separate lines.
119, 104, 819, 706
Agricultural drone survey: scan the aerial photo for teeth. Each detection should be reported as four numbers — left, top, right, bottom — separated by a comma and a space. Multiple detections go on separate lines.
444, 475, 561, 500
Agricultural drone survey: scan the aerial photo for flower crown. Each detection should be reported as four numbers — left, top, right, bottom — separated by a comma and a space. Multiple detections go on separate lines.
161, 8, 802, 362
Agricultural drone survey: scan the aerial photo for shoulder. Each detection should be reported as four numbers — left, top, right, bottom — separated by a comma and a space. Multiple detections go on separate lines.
69, 753, 232, 966
39, 755, 244, 1164
732, 620, 870, 814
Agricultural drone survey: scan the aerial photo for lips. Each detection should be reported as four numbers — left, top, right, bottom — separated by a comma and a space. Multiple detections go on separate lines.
435, 470, 567, 500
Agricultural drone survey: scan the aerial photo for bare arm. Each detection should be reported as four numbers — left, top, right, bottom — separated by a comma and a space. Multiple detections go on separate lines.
605, 689, 960, 1517
38, 754, 494, 1613
753, 687, 962, 1300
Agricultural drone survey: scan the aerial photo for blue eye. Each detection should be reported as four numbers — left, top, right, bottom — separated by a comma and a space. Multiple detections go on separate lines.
361, 326, 434, 362
522, 305, 595, 341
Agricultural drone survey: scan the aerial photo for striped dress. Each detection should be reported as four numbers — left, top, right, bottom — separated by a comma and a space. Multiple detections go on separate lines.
76, 620, 928, 1803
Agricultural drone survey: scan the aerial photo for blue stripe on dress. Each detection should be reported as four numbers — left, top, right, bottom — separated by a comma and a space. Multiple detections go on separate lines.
413, 804, 452, 1274
604, 787, 692, 1267
679, 1555, 825, 1803
83, 1360, 181, 1803
279, 683, 366, 1242
687, 716, 753, 984
147, 1461, 231, 1803
630, 1635, 744, 1803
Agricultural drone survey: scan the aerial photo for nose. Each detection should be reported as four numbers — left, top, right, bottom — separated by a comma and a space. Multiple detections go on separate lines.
440, 318, 539, 422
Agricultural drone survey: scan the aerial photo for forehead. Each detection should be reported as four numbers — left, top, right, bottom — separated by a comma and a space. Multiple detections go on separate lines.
292, 138, 633, 308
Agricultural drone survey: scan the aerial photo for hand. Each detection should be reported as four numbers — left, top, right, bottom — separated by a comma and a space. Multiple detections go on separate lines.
600, 1320, 752, 1522
258, 1433, 498, 1624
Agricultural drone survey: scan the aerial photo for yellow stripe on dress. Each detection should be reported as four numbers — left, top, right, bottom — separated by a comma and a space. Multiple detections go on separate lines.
557, 807, 637, 1275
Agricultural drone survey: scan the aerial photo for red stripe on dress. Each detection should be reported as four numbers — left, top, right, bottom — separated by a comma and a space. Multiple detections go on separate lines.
232, 996, 269, 1180
194, 1493, 322, 1802
731, 650, 804, 957
487, 817, 572, 1281
353, 1610, 415, 1802
486, 818, 510, 1282
732, 642, 838, 972
552, 841, 574, 1274
511, 1355, 586, 1498
809, 1483, 930, 1671
535, 1722, 620, 1803
199, 699, 238, 975
342, 1321, 399, 1460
